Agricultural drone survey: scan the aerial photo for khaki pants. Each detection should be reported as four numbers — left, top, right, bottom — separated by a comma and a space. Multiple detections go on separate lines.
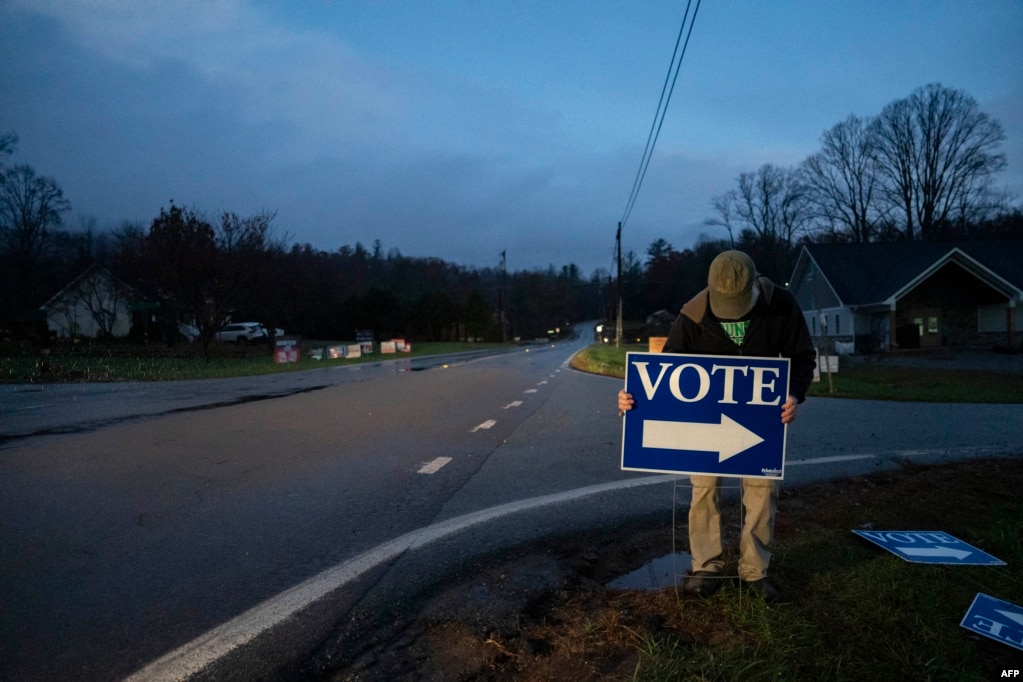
688, 475, 778, 581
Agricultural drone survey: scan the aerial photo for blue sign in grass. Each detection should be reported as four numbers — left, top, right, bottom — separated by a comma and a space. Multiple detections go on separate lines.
960, 593, 1023, 653
852, 530, 1006, 565
621, 352, 790, 479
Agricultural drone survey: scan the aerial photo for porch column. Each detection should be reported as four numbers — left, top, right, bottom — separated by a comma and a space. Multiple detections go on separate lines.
889, 309, 898, 349
1009, 305, 1018, 348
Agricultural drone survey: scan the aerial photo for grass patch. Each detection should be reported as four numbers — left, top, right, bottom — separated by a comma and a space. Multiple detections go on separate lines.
573, 344, 1023, 403
0, 340, 510, 383
399, 458, 1023, 681
570, 342, 638, 378
619, 460, 1023, 680
805, 363, 1023, 402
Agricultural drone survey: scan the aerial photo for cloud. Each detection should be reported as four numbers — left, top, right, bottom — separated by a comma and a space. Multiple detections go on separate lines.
4, 0, 1020, 277
9, 0, 578, 182
12, 2, 436, 157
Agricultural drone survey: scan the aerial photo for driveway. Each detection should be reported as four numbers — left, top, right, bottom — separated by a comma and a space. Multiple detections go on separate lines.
846, 346, 1023, 373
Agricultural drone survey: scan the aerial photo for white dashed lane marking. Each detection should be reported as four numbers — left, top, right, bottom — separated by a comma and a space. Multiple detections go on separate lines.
502, 401, 523, 409
417, 457, 452, 474
470, 419, 497, 432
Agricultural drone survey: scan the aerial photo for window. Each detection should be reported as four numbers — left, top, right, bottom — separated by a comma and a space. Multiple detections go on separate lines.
978, 305, 1014, 333
927, 317, 938, 335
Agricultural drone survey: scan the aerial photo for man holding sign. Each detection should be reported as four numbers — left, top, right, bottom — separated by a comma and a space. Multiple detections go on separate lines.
618, 250, 815, 600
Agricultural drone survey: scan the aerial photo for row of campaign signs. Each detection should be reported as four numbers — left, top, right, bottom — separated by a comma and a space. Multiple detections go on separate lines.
272, 330, 413, 365
308, 339, 412, 361
288, 334, 412, 363
620, 351, 1022, 655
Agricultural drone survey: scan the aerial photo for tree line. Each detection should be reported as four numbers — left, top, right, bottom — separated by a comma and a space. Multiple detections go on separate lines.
699, 83, 1019, 282
617, 84, 1020, 324
2, 83, 1019, 351
0, 129, 606, 351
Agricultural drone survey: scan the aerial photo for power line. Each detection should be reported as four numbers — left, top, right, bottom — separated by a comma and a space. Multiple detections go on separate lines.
619, 0, 701, 230
613, 1, 701, 346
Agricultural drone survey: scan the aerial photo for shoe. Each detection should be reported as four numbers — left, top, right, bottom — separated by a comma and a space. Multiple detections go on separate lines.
682, 571, 723, 597
743, 578, 781, 602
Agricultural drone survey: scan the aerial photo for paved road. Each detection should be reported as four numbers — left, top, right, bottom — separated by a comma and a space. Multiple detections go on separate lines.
1, 340, 598, 680
1, 339, 1021, 681
0, 347, 516, 442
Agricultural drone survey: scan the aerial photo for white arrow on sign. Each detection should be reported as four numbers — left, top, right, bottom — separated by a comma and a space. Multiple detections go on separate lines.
997, 609, 1023, 627
897, 546, 973, 560
642, 415, 764, 462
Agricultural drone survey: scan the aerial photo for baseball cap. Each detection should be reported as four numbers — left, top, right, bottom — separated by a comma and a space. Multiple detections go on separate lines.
708, 250, 757, 320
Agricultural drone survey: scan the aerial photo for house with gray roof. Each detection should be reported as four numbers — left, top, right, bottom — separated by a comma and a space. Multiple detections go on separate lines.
788, 241, 1022, 353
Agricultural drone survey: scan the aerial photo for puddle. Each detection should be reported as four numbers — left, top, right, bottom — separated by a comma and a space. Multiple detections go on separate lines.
607, 552, 692, 591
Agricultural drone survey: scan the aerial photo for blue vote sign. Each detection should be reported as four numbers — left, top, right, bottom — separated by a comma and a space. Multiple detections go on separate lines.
960, 593, 1023, 653
852, 530, 1006, 565
621, 352, 790, 479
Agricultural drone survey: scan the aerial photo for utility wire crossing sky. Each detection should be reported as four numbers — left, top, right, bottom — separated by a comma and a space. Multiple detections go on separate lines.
621, 0, 701, 231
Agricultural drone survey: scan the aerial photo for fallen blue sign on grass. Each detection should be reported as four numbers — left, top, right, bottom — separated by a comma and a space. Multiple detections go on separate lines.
852, 530, 1006, 565
960, 593, 1023, 653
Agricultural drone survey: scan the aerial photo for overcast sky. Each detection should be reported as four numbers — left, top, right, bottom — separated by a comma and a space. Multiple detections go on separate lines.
2, 0, 1021, 276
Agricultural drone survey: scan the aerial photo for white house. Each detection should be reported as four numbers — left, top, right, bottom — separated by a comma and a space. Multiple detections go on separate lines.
40, 264, 135, 339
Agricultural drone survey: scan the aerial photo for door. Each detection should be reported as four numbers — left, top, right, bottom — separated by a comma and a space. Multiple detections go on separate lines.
911, 307, 942, 348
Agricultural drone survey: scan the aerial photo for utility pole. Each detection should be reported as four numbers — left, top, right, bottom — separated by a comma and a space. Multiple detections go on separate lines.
615, 222, 623, 348
498, 250, 507, 343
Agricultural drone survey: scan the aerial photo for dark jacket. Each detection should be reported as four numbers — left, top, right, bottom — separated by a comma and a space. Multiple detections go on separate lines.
662, 277, 817, 402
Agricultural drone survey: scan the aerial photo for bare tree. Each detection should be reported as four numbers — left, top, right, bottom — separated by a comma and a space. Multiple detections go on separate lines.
800, 115, 888, 242
705, 191, 739, 246
707, 164, 811, 280
0, 164, 71, 266
871, 83, 1007, 240
218, 209, 282, 253
0, 131, 16, 166
732, 164, 812, 248
737, 166, 784, 240
216, 209, 288, 337
107, 220, 148, 285
142, 205, 288, 355
0, 163, 71, 328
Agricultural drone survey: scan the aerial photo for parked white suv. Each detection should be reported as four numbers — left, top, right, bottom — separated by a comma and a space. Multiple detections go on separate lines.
215, 322, 267, 343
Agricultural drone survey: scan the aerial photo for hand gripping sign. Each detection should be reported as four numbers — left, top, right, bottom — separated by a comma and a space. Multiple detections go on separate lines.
621, 352, 790, 479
